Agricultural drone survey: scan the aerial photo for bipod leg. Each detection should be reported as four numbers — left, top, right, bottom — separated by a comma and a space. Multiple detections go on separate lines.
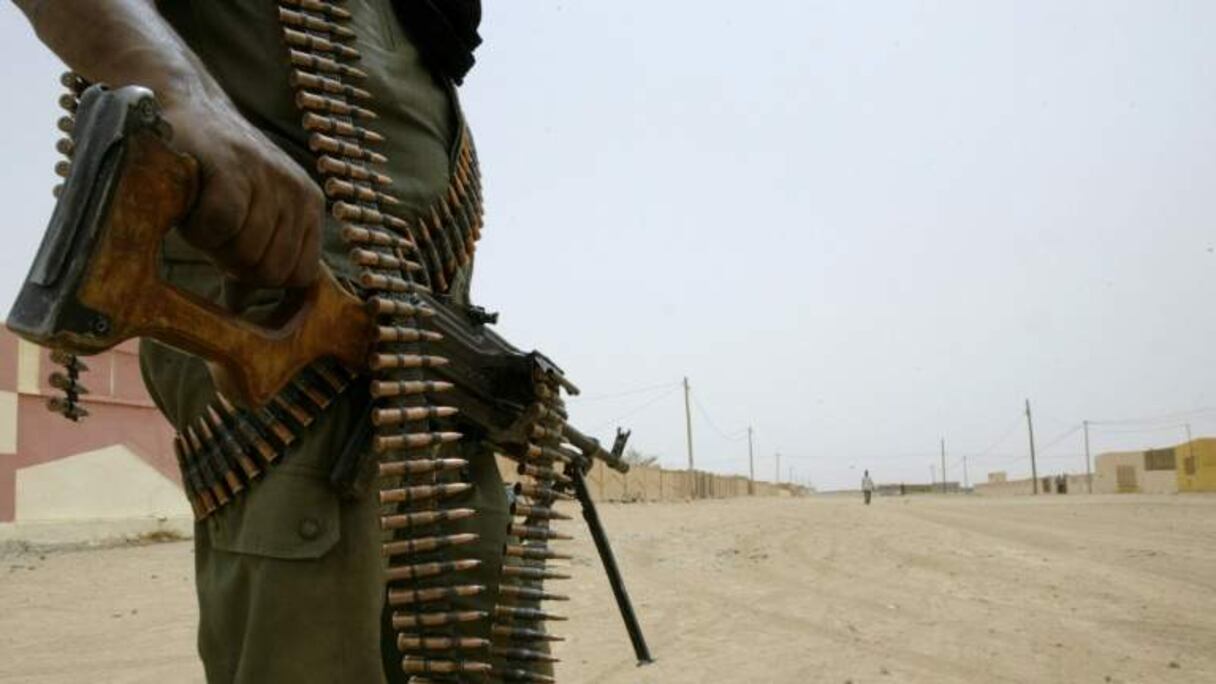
570, 465, 654, 665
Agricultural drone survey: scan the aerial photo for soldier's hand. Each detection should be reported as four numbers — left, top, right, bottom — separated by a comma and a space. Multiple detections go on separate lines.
165, 97, 323, 288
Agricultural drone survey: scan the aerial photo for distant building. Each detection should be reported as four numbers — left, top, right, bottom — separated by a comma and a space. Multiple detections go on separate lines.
1177, 439, 1216, 492
1094, 449, 1177, 494
1093, 439, 1216, 494
971, 438, 1215, 497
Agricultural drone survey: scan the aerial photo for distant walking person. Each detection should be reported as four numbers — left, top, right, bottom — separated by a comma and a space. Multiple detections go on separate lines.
862, 470, 875, 505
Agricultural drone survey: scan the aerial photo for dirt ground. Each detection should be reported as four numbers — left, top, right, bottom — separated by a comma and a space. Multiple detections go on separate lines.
1, 494, 1214, 683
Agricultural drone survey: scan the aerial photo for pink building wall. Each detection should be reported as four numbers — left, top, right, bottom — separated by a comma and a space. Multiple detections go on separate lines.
0, 329, 177, 523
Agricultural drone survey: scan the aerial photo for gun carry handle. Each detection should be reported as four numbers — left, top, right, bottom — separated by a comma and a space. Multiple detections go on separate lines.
76, 126, 371, 407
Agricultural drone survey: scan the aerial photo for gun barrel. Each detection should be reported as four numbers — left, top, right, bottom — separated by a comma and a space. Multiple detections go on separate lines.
562, 424, 629, 474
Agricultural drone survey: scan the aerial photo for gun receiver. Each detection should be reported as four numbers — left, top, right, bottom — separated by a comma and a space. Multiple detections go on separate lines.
6, 86, 371, 407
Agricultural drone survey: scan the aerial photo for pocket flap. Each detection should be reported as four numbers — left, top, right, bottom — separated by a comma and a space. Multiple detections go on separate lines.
206, 470, 340, 560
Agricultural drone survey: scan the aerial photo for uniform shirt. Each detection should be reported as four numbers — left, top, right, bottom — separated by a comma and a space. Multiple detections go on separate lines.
154, 0, 460, 280
143, 0, 467, 432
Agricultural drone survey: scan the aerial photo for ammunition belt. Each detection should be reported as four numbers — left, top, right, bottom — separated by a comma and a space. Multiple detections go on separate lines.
46, 73, 93, 423
279, 6, 579, 672
49, 4, 575, 682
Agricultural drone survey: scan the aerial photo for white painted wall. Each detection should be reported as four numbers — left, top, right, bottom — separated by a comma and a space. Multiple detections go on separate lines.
16, 339, 41, 395
1094, 451, 1178, 495
15, 445, 191, 521
0, 389, 16, 455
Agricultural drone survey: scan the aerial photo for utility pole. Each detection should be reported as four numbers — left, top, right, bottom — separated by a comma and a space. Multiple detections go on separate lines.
1186, 423, 1196, 476
776, 452, 781, 484
683, 377, 694, 472
963, 454, 969, 490
1025, 399, 1039, 494
747, 426, 755, 495
1083, 420, 1092, 494
940, 438, 947, 494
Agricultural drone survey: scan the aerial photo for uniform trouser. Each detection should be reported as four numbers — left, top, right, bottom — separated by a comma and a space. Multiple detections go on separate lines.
864, 491, 872, 505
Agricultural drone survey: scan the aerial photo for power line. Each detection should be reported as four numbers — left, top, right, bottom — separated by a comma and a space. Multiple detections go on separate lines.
690, 391, 748, 441
1037, 450, 1085, 462
967, 413, 1029, 463
991, 451, 1028, 467
1037, 424, 1083, 454
1088, 407, 1216, 426
1088, 422, 1193, 435
572, 380, 682, 403
589, 385, 683, 432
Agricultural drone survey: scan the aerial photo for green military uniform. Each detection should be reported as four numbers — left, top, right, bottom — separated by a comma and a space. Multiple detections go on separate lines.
139, 2, 508, 681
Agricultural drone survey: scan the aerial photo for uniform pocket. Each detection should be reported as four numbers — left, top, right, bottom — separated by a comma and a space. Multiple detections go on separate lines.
206, 469, 341, 560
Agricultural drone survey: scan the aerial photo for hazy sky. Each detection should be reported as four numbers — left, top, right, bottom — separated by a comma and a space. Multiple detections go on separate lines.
2, 2, 1213, 490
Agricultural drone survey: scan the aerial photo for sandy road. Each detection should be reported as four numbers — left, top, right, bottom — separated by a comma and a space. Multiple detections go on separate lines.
2, 494, 1214, 683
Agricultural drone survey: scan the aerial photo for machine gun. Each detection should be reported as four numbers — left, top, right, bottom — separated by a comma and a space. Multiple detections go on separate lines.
7, 84, 652, 671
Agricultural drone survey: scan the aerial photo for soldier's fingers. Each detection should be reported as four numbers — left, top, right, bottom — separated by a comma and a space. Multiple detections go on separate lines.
220, 181, 277, 280
284, 205, 322, 288
183, 172, 249, 253
254, 205, 297, 289
276, 171, 324, 287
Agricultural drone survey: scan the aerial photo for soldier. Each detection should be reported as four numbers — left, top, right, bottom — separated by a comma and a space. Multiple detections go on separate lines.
862, 470, 874, 505
14, 1, 506, 682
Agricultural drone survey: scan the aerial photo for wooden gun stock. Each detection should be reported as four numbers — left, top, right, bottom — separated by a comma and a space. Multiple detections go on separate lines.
7, 86, 371, 407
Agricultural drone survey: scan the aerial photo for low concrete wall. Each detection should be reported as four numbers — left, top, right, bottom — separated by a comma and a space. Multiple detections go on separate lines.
0, 515, 192, 549
580, 460, 797, 502
974, 473, 1093, 496
974, 478, 1035, 496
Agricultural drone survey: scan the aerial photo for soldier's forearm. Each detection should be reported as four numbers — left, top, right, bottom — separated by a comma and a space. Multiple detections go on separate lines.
15, 0, 328, 290
14, 0, 227, 109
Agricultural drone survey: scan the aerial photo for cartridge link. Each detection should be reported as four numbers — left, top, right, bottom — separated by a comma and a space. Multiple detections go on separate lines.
385, 558, 481, 583
341, 224, 413, 249
396, 634, 490, 650
302, 112, 384, 143
380, 508, 476, 531
374, 326, 443, 344
368, 353, 449, 371
282, 28, 360, 61
373, 430, 462, 453
382, 532, 479, 557
400, 657, 492, 676
309, 133, 386, 163
287, 49, 368, 79
277, 8, 357, 42
392, 610, 486, 630
327, 179, 400, 207
296, 91, 377, 120
379, 482, 472, 505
